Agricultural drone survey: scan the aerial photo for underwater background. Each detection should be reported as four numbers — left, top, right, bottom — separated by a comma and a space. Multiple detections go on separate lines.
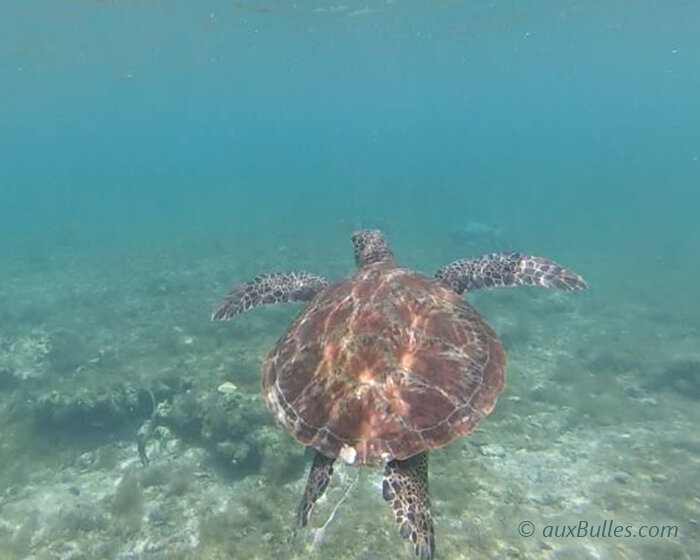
0, 1, 698, 559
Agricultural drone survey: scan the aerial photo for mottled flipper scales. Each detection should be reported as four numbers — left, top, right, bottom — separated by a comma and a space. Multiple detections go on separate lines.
211, 271, 329, 321
436, 252, 587, 294
298, 451, 335, 527
383, 452, 435, 560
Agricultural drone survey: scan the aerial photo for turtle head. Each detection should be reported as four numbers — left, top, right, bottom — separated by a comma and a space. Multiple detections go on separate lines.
352, 229, 395, 268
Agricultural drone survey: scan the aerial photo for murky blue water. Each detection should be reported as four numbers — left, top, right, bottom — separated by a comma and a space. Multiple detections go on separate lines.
1, 2, 698, 559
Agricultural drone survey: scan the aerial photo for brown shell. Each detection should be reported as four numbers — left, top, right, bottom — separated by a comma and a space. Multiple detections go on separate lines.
262, 265, 505, 465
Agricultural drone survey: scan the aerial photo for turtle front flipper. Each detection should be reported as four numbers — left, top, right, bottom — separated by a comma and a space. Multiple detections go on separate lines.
436, 252, 587, 294
298, 451, 335, 527
211, 271, 329, 321
383, 452, 435, 560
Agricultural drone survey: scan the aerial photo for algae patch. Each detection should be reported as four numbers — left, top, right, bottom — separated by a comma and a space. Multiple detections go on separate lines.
110, 472, 144, 535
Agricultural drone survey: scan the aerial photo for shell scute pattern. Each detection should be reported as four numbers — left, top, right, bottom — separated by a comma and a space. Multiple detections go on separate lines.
263, 266, 506, 465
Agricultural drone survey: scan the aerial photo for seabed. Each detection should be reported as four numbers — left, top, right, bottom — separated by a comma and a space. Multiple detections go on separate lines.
0, 241, 697, 560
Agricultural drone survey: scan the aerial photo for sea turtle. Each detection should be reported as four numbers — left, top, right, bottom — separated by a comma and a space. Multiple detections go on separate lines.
211, 230, 586, 559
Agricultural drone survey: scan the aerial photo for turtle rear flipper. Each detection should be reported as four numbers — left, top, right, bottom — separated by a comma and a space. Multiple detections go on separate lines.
298, 451, 335, 527
436, 252, 587, 294
383, 452, 435, 560
211, 271, 328, 321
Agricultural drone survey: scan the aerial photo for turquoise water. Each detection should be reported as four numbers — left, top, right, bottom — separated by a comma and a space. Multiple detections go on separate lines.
1, 2, 698, 559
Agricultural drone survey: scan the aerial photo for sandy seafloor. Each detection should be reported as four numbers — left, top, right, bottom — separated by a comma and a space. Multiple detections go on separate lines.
0, 226, 697, 560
